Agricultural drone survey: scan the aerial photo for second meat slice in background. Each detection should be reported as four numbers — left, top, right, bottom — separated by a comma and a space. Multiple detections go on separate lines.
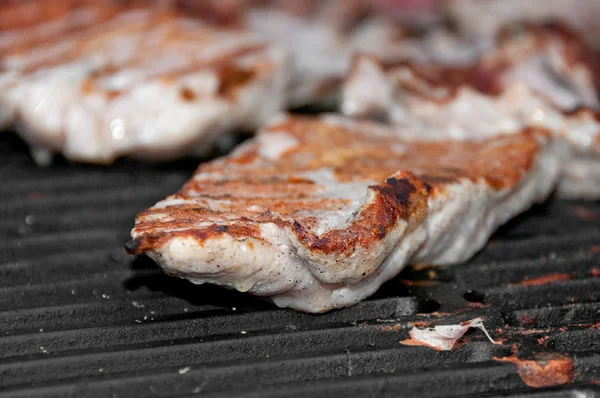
342, 23, 600, 199
0, 1, 290, 164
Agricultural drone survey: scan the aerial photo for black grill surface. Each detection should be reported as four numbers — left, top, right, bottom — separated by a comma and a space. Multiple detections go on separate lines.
1, 133, 600, 397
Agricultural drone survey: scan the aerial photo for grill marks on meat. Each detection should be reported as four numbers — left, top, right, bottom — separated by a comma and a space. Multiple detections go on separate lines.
0, 1, 288, 164
156, 0, 413, 107
128, 115, 559, 312
342, 24, 600, 199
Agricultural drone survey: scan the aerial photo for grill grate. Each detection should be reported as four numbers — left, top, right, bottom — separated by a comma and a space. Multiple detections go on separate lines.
1, 132, 600, 397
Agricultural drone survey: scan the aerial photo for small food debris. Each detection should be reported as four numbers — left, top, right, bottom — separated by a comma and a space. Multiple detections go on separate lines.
427, 270, 437, 279
494, 353, 574, 388
537, 336, 550, 347
400, 317, 500, 351
519, 273, 572, 286
131, 301, 144, 308
568, 205, 597, 221
241, 330, 247, 334
40, 346, 48, 354
377, 324, 402, 332
517, 314, 536, 326
179, 367, 191, 375
466, 302, 490, 308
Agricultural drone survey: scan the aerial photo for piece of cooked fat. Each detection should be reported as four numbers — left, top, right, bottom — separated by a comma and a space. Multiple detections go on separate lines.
126, 114, 560, 313
0, 1, 289, 164
342, 23, 600, 199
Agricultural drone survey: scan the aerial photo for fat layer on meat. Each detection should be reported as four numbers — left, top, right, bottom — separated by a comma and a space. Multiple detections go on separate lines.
127, 114, 559, 313
342, 24, 600, 199
0, 1, 289, 164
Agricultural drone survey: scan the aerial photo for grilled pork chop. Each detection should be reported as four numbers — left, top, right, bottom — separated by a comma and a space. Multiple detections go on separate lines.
127, 114, 559, 312
0, 1, 288, 164
342, 24, 600, 199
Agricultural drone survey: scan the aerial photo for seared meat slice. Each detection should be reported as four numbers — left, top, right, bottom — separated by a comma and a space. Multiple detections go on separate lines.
342, 24, 600, 199
448, 0, 600, 48
0, 1, 288, 164
180, 0, 413, 107
127, 115, 559, 313
344, 24, 599, 117
242, 1, 407, 107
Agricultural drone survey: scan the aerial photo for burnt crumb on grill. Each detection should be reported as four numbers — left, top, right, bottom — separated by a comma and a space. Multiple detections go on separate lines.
517, 314, 536, 326
494, 353, 575, 388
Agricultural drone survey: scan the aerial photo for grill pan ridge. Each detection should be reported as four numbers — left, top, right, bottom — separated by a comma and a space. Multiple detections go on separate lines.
1, 133, 600, 397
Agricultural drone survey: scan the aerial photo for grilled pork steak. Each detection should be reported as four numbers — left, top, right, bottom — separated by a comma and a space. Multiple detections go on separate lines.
342, 24, 600, 199
127, 115, 559, 313
0, 1, 288, 164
